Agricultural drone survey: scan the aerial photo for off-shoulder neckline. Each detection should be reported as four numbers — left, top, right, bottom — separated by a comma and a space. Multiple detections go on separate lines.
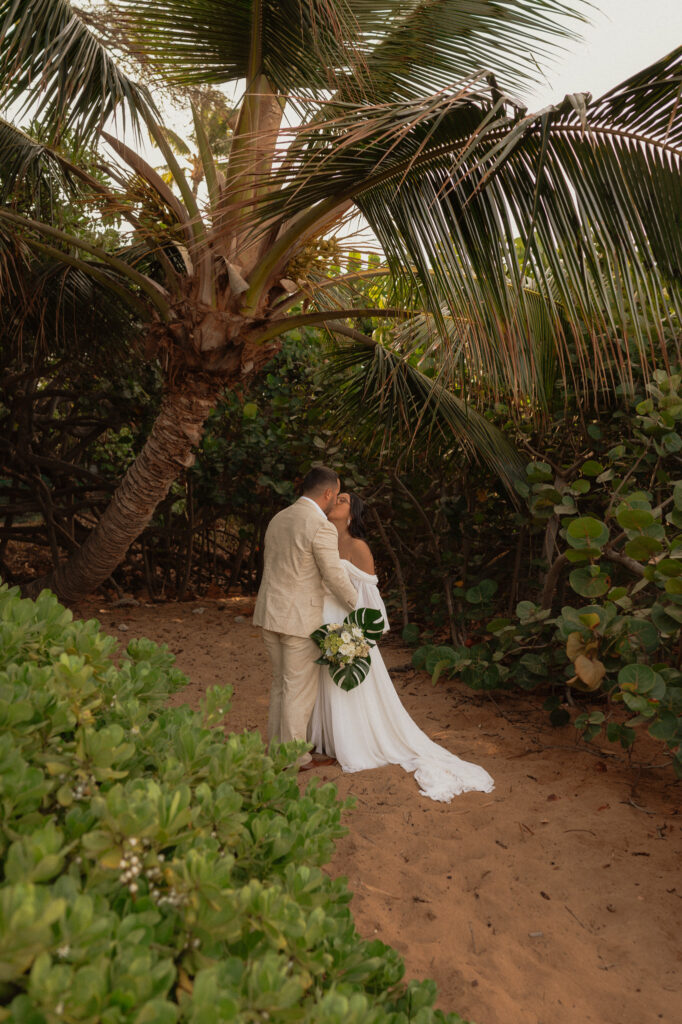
340, 557, 378, 582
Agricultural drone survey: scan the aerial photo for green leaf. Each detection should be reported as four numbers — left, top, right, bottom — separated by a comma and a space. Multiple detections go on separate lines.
661, 432, 682, 454
648, 711, 680, 742
619, 663, 665, 698
616, 507, 655, 530
656, 559, 682, 578
525, 461, 553, 482
344, 607, 385, 643
651, 602, 682, 635
565, 517, 609, 550
623, 536, 663, 560
329, 657, 371, 691
626, 617, 661, 652
622, 692, 656, 716
565, 548, 600, 563
569, 567, 610, 598
465, 579, 498, 604
673, 481, 682, 510
581, 460, 604, 477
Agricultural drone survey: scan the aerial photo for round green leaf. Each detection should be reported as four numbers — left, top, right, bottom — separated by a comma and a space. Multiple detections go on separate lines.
618, 663, 663, 695
570, 478, 591, 494
657, 558, 682, 577
566, 516, 609, 550
661, 432, 682, 454
648, 710, 680, 742
651, 602, 682, 636
625, 618, 660, 652
569, 567, 610, 598
525, 461, 553, 482
516, 601, 539, 622
242, 402, 258, 419
623, 536, 664, 560
616, 507, 654, 530
565, 548, 601, 563
581, 460, 604, 477
622, 692, 656, 716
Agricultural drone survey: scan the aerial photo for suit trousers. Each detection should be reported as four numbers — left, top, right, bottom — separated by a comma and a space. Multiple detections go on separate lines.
261, 629, 320, 765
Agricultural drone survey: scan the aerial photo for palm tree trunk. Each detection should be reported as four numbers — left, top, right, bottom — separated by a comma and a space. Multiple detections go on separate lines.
26, 373, 222, 603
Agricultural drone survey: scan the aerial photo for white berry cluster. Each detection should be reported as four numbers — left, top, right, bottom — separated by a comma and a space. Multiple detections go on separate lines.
118, 837, 145, 896
118, 837, 192, 909
71, 772, 97, 802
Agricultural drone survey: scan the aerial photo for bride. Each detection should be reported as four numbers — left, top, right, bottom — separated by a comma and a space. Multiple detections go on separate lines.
309, 492, 494, 803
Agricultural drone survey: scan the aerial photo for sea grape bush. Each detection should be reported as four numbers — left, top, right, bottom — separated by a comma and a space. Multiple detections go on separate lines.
0, 585, 468, 1024
412, 372, 682, 773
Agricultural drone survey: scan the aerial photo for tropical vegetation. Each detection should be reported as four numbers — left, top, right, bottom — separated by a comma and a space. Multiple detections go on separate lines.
0, 1, 680, 604
0, 583, 469, 1022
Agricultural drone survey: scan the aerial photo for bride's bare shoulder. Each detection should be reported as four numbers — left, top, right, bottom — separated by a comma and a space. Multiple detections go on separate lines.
349, 538, 375, 574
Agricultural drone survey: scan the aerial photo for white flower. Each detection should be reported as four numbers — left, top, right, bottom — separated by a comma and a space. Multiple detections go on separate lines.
340, 630, 352, 642
327, 622, 341, 631
351, 626, 363, 638
339, 643, 354, 656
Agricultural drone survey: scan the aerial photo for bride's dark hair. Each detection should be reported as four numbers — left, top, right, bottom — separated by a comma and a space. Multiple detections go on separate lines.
347, 492, 368, 540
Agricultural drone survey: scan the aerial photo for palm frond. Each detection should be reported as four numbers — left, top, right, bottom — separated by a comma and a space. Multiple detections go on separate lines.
321, 334, 526, 496
108, 0, 586, 101
0, 245, 141, 363
110, 0, 367, 95
0, 117, 92, 203
345, 0, 587, 101
0, 0, 156, 141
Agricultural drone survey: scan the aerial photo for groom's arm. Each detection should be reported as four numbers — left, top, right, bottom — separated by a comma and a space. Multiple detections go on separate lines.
312, 521, 358, 611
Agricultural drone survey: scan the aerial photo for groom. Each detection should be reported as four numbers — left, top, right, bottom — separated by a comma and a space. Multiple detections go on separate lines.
253, 466, 358, 770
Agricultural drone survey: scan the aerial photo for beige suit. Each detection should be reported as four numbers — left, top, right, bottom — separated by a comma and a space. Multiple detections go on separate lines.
253, 498, 357, 761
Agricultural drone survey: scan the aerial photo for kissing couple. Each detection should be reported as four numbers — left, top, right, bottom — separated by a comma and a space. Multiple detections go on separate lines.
253, 465, 494, 802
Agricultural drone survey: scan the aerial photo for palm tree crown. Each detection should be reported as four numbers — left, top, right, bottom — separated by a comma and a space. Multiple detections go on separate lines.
1, 1, 680, 600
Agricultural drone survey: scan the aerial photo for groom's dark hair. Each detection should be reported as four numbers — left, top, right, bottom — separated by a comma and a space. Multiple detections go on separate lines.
301, 465, 339, 495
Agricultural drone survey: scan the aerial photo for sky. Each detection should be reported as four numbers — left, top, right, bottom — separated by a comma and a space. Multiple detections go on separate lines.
525, 0, 682, 108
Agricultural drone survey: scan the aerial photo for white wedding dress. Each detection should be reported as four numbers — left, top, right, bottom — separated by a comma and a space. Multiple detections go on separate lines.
309, 559, 494, 802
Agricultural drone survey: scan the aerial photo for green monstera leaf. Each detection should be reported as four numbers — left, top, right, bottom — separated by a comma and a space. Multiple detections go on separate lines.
312, 608, 385, 691
344, 608, 386, 643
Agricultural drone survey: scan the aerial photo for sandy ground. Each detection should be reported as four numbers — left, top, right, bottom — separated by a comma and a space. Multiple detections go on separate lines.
75, 593, 681, 1024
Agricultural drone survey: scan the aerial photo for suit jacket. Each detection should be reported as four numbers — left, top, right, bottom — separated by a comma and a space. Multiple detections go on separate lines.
253, 498, 357, 637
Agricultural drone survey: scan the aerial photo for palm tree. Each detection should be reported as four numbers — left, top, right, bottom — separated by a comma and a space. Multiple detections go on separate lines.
0, 1, 680, 602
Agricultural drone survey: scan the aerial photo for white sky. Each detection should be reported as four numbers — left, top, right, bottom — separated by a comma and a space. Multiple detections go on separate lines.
526, 0, 682, 107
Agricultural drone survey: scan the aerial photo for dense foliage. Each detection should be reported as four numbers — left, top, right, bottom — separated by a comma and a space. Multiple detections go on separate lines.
0, 583, 468, 1022
410, 371, 682, 772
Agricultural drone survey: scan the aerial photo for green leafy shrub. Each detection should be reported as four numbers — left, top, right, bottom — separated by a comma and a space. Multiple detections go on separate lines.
0, 585, 469, 1023
413, 374, 682, 773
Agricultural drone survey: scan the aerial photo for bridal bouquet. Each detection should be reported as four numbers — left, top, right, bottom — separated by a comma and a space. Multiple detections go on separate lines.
311, 608, 385, 691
